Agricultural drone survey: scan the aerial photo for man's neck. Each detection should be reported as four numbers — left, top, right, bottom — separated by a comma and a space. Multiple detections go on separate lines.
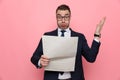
58, 27, 70, 31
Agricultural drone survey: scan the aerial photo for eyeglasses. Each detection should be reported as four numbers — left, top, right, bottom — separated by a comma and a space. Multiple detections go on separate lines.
57, 15, 70, 21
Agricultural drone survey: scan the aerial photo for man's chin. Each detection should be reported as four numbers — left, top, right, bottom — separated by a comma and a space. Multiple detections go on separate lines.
58, 26, 69, 29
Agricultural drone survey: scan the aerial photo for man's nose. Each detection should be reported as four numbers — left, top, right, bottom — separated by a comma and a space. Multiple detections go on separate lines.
61, 18, 65, 22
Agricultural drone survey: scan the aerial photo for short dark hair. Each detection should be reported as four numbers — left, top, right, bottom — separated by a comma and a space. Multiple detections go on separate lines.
56, 4, 71, 14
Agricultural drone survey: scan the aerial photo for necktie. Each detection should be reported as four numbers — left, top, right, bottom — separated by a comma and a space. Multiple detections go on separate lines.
61, 30, 66, 37
60, 30, 66, 75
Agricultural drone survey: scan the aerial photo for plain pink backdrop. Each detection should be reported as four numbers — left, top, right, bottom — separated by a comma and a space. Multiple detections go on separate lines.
0, 0, 120, 80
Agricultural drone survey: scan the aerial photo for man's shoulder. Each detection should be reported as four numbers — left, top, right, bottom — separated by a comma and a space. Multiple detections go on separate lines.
71, 29, 85, 37
44, 29, 57, 36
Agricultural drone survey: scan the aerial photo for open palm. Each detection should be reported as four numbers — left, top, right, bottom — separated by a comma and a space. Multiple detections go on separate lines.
95, 17, 106, 34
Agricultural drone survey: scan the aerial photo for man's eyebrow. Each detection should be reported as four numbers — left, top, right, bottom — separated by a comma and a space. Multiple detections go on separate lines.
56, 14, 70, 16
65, 14, 69, 15
56, 14, 61, 15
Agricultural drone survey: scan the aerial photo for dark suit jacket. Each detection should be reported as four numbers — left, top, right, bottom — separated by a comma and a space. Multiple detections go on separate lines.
31, 29, 101, 80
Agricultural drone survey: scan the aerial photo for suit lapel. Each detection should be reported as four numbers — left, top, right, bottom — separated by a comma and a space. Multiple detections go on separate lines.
50, 29, 58, 36
54, 29, 58, 36
70, 28, 77, 37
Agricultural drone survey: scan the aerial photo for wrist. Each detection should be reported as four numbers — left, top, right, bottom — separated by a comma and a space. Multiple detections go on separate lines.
94, 37, 100, 42
38, 59, 42, 68
94, 33, 101, 38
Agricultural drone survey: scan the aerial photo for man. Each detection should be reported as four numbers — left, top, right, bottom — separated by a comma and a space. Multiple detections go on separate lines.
31, 4, 106, 80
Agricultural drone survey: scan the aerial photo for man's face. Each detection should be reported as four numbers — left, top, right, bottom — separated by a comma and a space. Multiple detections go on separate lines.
56, 10, 71, 29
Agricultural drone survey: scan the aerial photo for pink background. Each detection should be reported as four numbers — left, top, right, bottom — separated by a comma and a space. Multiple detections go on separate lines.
0, 0, 120, 80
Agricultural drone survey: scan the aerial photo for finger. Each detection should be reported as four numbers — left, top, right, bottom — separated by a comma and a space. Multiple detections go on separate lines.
100, 17, 106, 25
103, 16, 106, 21
42, 63, 49, 67
41, 60, 49, 67
41, 60, 49, 64
41, 56, 50, 61
41, 55, 50, 60
41, 58, 50, 62
43, 61, 49, 64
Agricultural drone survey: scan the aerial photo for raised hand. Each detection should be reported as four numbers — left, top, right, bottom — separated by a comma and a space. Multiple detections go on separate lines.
95, 17, 106, 35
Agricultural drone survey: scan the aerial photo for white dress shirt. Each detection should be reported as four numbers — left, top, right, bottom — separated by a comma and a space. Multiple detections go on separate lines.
58, 28, 72, 79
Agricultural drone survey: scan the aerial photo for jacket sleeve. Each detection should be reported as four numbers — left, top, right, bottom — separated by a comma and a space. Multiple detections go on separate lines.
81, 34, 101, 63
30, 38, 43, 68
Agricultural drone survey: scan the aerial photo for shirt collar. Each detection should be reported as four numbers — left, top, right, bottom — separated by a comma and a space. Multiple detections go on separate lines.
58, 27, 70, 33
